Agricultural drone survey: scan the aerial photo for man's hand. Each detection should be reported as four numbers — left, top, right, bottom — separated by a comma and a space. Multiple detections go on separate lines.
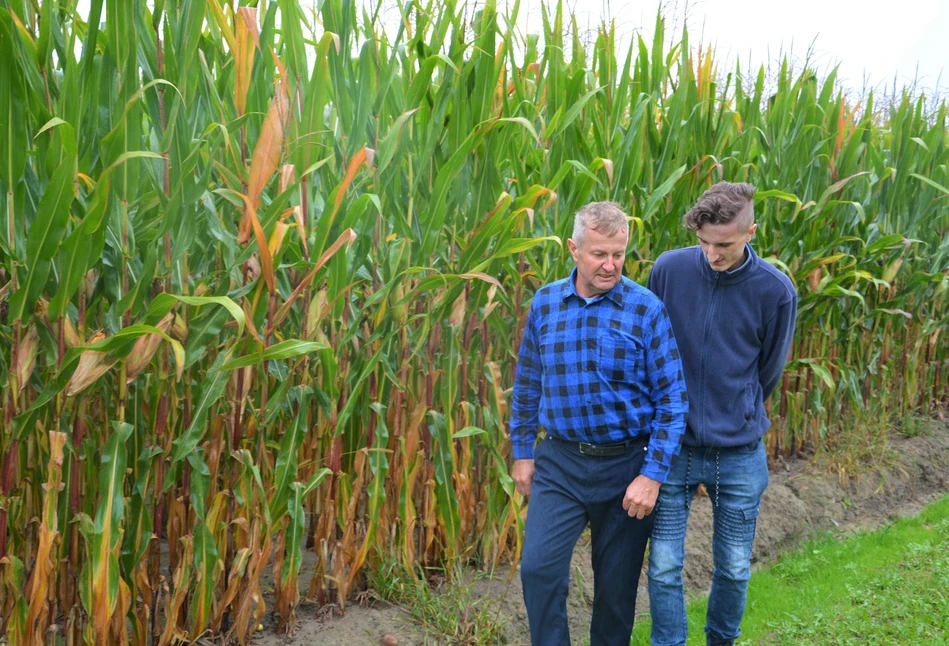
622, 474, 661, 519
513, 459, 536, 497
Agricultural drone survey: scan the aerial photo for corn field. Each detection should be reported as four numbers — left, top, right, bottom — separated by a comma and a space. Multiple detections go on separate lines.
0, 0, 947, 643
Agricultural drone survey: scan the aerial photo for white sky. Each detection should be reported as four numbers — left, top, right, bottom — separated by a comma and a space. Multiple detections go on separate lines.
72, 0, 947, 98
511, 0, 947, 96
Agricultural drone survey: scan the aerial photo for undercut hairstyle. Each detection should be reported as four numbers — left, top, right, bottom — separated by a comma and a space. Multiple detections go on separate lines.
572, 201, 629, 247
682, 182, 756, 232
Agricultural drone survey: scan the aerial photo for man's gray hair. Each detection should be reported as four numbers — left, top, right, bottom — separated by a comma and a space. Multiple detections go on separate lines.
572, 201, 629, 247
682, 181, 756, 232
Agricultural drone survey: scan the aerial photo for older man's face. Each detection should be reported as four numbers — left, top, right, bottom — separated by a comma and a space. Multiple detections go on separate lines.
567, 228, 628, 298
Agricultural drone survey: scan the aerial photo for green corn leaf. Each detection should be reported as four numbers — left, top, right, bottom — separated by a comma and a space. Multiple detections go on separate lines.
7, 151, 76, 324
452, 426, 487, 439
0, 9, 27, 190
169, 349, 233, 469
269, 387, 311, 520
909, 173, 949, 195
428, 411, 460, 557
147, 293, 245, 337
219, 339, 327, 371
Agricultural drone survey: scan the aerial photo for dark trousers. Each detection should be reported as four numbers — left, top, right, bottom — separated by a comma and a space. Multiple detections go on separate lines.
521, 437, 654, 646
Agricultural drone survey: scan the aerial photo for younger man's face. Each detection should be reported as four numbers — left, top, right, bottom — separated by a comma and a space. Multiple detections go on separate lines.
696, 204, 757, 272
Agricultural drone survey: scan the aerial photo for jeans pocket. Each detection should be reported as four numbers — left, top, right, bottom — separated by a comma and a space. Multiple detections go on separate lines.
741, 505, 761, 543
737, 437, 762, 453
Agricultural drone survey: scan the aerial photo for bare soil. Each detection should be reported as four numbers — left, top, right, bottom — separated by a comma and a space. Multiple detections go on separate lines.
251, 420, 949, 646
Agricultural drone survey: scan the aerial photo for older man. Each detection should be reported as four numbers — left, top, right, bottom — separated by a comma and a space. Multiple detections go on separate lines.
647, 182, 797, 646
511, 201, 689, 645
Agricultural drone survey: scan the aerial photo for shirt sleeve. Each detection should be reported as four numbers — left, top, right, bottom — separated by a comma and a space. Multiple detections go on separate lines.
640, 302, 689, 483
509, 304, 542, 460
759, 291, 798, 401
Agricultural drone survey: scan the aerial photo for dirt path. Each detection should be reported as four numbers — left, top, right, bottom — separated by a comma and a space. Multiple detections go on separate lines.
252, 421, 949, 646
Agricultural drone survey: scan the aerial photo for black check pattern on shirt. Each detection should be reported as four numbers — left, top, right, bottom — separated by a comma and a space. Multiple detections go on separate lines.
509, 270, 689, 483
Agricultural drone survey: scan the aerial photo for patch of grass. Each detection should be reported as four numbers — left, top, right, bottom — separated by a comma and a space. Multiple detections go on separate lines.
632, 495, 949, 645
897, 414, 932, 438
366, 560, 509, 645
822, 412, 894, 481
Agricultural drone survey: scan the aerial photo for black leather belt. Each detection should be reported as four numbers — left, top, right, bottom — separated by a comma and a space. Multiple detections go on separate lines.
551, 435, 649, 457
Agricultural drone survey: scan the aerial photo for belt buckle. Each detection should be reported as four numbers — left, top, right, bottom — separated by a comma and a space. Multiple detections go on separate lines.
578, 442, 596, 456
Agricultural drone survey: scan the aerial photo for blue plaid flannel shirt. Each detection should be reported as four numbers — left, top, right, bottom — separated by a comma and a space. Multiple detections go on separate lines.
509, 269, 689, 483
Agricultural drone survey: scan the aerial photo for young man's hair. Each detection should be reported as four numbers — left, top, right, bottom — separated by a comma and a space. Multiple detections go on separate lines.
682, 181, 756, 232
572, 201, 629, 246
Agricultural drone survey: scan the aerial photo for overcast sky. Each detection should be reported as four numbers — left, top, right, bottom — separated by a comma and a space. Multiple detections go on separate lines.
353, 0, 948, 97
540, 0, 947, 95
72, 0, 946, 97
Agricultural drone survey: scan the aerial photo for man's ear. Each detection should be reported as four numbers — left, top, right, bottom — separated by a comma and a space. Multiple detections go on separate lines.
567, 238, 579, 260
747, 223, 758, 239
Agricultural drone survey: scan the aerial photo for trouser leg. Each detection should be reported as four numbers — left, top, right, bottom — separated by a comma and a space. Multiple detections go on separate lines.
521, 440, 589, 646
588, 443, 654, 646
705, 440, 769, 644
647, 452, 693, 646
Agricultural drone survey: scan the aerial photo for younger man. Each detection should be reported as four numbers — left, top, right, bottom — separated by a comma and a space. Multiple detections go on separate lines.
647, 182, 797, 646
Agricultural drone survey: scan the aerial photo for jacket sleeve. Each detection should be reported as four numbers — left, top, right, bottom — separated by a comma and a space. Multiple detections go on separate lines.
509, 305, 542, 460
646, 256, 664, 299
759, 292, 797, 401
640, 302, 689, 483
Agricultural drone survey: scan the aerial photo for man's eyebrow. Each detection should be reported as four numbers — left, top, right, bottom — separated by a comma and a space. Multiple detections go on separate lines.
696, 235, 732, 246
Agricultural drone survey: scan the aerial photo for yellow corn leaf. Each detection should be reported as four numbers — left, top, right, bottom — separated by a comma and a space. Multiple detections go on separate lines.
1, 555, 29, 644
327, 147, 374, 228
267, 221, 290, 257
62, 316, 80, 348
238, 72, 290, 247
267, 228, 356, 334
231, 527, 272, 645
206, 0, 237, 53
245, 254, 261, 284
110, 577, 132, 646
170, 312, 188, 343
290, 205, 307, 257
158, 536, 193, 646
87, 421, 133, 646
125, 312, 174, 382
235, 193, 276, 293
233, 7, 259, 117
448, 291, 467, 327
341, 449, 369, 597
25, 431, 67, 644
278, 163, 295, 193
212, 547, 251, 631
66, 331, 116, 397
12, 324, 39, 400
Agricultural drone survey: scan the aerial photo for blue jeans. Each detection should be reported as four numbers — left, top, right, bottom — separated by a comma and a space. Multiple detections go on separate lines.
647, 439, 769, 646
521, 437, 655, 646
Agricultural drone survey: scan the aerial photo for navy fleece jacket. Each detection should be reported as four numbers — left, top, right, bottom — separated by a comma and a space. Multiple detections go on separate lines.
648, 244, 797, 448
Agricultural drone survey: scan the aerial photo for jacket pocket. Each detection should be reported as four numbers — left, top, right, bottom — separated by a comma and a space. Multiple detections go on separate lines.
743, 382, 756, 420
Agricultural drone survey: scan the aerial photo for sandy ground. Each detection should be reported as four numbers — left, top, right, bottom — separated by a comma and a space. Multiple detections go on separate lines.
250, 420, 949, 646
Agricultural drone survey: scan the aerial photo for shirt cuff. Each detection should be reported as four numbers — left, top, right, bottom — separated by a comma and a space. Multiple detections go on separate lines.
512, 442, 535, 460
639, 460, 668, 484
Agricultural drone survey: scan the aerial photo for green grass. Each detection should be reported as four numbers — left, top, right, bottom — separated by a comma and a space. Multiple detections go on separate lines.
632, 495, 949, 645
366, 560, 510, 645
